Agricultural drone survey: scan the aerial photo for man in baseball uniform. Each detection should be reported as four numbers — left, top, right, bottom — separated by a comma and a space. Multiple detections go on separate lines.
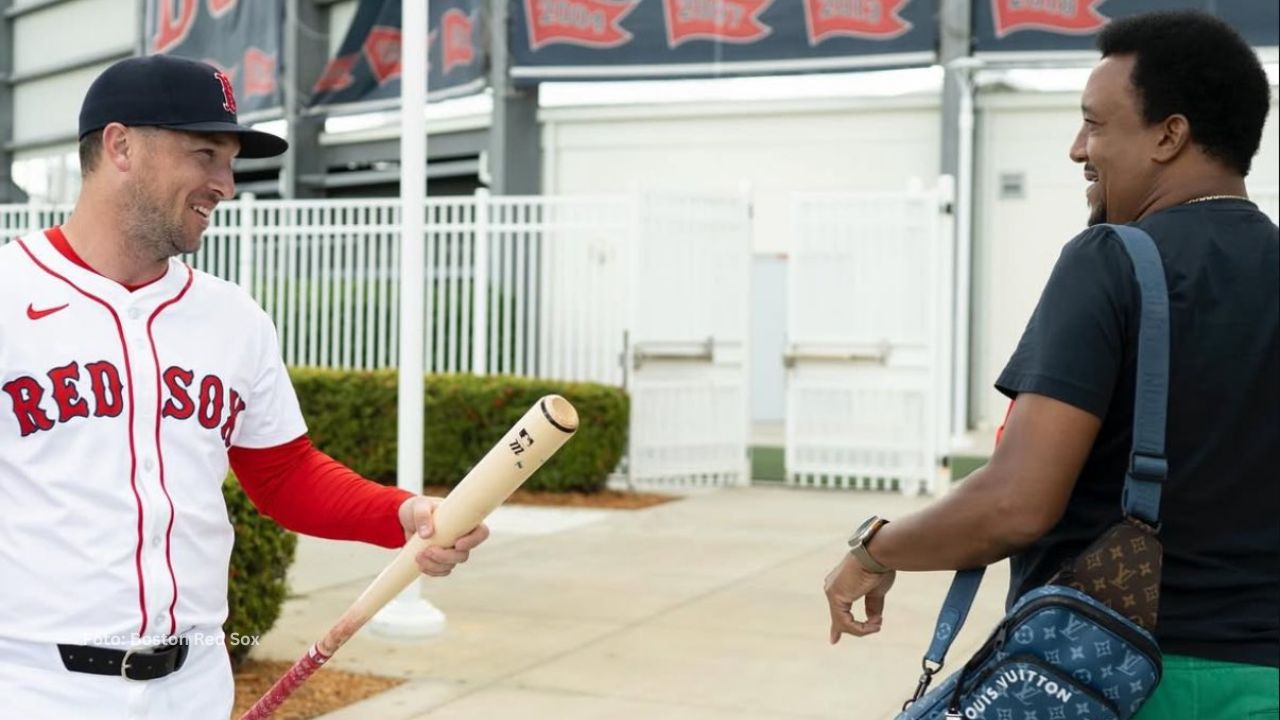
0, 55, 489, 719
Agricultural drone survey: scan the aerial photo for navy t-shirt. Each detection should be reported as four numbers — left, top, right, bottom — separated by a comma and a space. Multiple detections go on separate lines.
996, 198, 1279, 668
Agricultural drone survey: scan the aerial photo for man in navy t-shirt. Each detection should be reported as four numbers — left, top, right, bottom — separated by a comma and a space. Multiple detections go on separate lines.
823, 11, 1278, 718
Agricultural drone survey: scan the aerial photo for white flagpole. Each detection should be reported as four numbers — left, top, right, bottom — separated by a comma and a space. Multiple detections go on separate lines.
370, 0, 446, 638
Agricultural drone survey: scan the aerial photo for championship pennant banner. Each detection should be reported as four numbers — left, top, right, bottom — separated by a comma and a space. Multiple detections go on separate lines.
146, 0, 283, 115
510, 0, 938, 82
975, 0, 1279, 54
308, 0, 488, 110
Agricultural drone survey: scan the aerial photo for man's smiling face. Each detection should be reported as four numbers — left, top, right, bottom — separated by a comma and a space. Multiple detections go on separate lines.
1069, 55, 1159, 226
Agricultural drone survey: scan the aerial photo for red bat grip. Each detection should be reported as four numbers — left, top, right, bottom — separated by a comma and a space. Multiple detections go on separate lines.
238, 644, 331, 720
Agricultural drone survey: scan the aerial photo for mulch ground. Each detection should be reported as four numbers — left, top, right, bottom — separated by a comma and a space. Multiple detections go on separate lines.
231, 488, 677, 718
231, 659, 403, 719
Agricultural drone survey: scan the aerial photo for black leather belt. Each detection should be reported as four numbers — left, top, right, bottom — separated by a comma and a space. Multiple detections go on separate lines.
57, 638, 190, 681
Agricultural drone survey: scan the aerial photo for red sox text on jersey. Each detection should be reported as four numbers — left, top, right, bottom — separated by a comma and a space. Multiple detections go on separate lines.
4, 362, 248, 445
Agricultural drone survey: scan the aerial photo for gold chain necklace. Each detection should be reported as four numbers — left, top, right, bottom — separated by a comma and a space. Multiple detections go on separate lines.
1184, 194, 1250, 204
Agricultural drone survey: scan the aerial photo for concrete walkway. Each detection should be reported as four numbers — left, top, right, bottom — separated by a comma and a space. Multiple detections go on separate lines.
255, 486, 1011, 720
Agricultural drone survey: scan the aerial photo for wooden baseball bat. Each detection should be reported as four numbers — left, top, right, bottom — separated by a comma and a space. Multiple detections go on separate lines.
239, 395, 579, 719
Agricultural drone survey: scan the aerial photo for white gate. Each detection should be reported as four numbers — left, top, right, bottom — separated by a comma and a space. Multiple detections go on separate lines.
624, 193, 752, 487
785, 179, 954, 494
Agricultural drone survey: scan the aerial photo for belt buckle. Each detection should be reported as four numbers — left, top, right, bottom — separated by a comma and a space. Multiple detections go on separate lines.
120, 647, 141, 680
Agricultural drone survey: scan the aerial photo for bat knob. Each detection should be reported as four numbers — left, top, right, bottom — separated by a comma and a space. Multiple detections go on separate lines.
540, 395, 578, 433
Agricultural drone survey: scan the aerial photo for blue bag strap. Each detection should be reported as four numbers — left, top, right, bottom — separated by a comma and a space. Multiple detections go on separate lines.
924, 567, 985, 667
906, 568, 985, 707
1106, 224, 1170, 526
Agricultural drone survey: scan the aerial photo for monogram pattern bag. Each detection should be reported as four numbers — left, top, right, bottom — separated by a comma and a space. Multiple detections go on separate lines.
899, 585, 1161, 720
1049, 517, 1162, 631
895, 225, 1170, 720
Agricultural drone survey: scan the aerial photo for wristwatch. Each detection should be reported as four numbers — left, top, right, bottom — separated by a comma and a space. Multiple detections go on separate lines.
848, 515, 891, 574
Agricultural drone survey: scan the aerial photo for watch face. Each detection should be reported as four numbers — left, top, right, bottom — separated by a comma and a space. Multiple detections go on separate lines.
850, 516, 879, 545
856, 516, 878, 537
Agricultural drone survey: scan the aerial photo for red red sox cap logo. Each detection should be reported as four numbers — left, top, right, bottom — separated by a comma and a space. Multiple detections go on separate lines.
214, 70, 237, 114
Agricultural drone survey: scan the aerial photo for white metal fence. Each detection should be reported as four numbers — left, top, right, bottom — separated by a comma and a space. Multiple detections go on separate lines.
1, 193, 628, 380
1, 204, 71, 240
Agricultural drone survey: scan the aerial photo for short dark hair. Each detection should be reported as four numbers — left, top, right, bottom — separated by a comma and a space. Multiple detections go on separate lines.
1098, 10, 1272, 176
78, 130, 103, 176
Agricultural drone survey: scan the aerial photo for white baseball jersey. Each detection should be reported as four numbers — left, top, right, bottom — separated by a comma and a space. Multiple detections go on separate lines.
0, 228, 306, 646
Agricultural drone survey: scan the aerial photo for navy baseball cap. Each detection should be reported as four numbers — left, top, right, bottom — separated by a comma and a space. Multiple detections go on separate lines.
78, 55, 288, 159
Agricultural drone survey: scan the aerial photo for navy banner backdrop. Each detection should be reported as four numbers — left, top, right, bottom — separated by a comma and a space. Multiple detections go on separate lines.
309, 0, 488, 110
510, 0, 940, 82
974, 0, 1279, 54
149, 0, 1277, 116
147, 0, 283, 115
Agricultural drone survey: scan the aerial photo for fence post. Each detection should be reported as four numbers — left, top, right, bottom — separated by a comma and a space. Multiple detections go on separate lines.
237, 193, 256, 294
737, 181, 754, 487
934, 174, 957, 496
471, 188, 490, 375
624, 191, 643, 487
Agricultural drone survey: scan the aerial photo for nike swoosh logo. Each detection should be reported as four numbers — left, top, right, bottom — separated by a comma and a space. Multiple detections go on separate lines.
27, 303, 69, 320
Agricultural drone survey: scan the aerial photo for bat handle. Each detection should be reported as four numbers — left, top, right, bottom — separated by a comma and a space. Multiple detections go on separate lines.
238, 644, 331, 720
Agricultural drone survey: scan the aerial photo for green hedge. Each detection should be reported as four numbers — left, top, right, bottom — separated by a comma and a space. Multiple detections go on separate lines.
223, 476, 297, 669
289, 370, 629, 493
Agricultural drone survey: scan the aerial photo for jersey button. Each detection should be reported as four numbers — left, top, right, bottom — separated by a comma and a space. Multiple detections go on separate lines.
151, 535, 162, 548
143, 458, 155, 472
127, 308, 142, 320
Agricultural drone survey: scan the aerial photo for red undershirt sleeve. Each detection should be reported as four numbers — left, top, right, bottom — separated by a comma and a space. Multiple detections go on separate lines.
228, 435, 415, 549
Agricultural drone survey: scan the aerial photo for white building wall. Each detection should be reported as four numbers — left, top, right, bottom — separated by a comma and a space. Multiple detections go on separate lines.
11, 0, 137, 146
12, 64, 115, 146
972, 90, 1280, 431
540, 96, 942, 255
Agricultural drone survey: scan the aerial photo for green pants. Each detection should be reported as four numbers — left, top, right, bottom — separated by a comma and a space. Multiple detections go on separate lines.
1134, 654, 1279, 720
